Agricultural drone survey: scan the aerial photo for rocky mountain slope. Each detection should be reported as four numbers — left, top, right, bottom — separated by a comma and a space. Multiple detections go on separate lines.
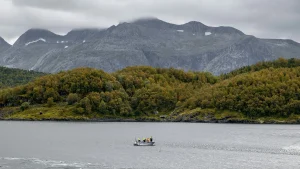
1, 18, 299, 75
0, 37, 11, 56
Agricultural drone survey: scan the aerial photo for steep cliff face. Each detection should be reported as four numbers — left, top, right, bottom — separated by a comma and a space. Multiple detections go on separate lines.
0, 18, 299, 74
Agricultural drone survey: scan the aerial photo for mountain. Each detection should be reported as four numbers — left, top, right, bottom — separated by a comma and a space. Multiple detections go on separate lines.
0, 18, 300, 74
64, 28, 104, 42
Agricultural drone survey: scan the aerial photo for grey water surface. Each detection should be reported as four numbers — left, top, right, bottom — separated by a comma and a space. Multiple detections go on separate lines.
0, 121, 300, 169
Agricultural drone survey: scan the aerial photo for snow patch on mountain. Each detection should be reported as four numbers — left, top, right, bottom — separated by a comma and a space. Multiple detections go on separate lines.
205, 32, 212, 36
177, 30, 184, 32
25, 38, 46, 46
64, 46, 68, 48
276, 42, 288, 47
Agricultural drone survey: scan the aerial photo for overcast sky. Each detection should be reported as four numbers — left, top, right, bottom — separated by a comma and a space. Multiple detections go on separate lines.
1, 0, 300, 44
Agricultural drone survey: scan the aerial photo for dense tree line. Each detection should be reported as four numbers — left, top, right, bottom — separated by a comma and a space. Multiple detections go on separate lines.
0, 67, 217, 116
220, 58, 300, 80
114, 66, 217, 114
0, 68, 133, 116
0, 66, 46, 88
181, 67, 300, 118
0, 58, 300, 119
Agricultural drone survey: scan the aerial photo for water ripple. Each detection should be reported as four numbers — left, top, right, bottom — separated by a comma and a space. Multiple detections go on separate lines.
162, 142, 300, 156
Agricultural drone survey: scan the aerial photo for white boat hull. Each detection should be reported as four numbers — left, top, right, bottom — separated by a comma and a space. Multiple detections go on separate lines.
134, 141, 155, 146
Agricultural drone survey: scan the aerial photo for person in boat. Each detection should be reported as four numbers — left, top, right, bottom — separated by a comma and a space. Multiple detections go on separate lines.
138, 138, 140, 142
150, 136, 153, 142
143, 138, 146, 142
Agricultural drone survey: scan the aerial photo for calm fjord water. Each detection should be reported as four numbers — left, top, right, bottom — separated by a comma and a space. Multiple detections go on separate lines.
1, 122, 300, 169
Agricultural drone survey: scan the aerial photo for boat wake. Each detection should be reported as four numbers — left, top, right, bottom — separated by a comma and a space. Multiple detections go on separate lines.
283, 145, 300, 151
0, 157, 105, 169
282, 140, 300, 154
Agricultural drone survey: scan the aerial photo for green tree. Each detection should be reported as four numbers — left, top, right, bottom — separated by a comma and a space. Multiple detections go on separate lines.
20, 102, 30, 111
79, 97, 92, 114
47, 97, 55, 107
66, 93, 79, 105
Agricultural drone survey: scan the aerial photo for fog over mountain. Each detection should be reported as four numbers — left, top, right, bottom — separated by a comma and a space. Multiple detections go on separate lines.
2, 0, 300, 45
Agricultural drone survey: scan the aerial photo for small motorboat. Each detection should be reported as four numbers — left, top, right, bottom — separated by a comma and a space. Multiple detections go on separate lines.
133, 138, 155, 146
134, 141, 155, 146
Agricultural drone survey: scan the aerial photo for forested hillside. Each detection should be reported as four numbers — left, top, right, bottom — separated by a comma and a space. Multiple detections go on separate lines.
0, 58, 299, 123
177, 67, 300, 118
220, 57, 300, 80
0, 66, 46, 88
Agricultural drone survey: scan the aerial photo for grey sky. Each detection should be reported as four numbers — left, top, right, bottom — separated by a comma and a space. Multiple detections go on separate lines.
1, 0, 300, 44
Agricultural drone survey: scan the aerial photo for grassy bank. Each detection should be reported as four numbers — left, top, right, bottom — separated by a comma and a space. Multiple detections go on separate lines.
2, 104, 300, 124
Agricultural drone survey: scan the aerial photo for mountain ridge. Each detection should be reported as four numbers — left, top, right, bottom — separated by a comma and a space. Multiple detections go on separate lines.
1, 18, 300, 75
